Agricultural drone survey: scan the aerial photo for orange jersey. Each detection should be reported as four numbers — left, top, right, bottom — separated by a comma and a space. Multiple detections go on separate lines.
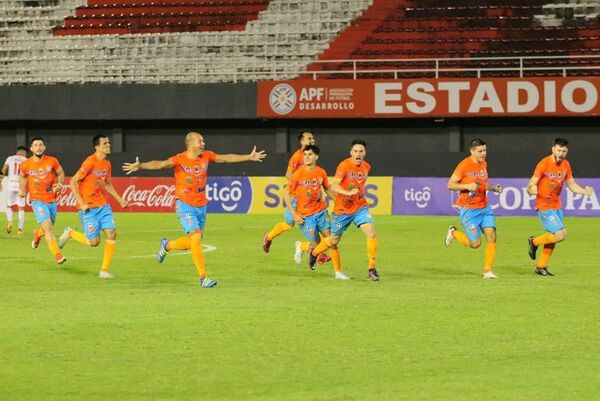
333, 158, 371, 215
20, 155, 62, 203
533, 155, 573, 211
452, 157, 489, 209
289, 165, 330, 217
286, 148, 304, 195
170, 150, 217, 207
287, 148, 304, 173
75, 154, 112, 208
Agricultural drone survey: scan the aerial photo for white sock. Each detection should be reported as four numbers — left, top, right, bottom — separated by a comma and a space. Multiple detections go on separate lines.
18, 210, 25, 229
6, 208, 13, 223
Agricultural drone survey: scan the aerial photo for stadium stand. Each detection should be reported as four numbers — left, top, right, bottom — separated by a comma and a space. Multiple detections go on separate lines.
308, 0, 600, 78
0, 0, 599, 84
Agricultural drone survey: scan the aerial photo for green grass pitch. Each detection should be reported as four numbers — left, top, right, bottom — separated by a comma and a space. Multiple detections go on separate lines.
1, 213, 599, 401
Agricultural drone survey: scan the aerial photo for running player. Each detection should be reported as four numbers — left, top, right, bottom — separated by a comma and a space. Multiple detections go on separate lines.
282, 145, 356, 280
262, 130, 330, 265
305, 139, 380, 281
1, 146, 27, 234
121, 131, 266, 288
59, 135, 129, 279
19, 137, 66, 264
526, 137, 594, 276
443, 138, 503, 279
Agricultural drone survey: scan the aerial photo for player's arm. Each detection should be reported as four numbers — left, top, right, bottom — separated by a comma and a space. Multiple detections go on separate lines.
329, 177, 359, 197
18, 172, 27, 197
447, 174, 477, 192
526, 176, 540, 195
484, 183, 503, 194
215, 146, 266, 163
282, 178, 303, 224
69, 171, 89, 211
104, 176, 129, 208
566, 178, 594, 196
122, 157, 174, 174
52, 166, 66, 193
0, 163, 5, 191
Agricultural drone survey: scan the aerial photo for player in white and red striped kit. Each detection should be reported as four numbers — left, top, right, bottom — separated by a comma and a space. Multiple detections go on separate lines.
1, 146, 28, 234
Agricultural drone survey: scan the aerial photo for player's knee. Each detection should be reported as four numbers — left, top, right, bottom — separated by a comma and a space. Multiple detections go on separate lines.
469, 241, 482, 249
329, 236, 340, 247
555, 229, 567, 242
89, 237, 101, 247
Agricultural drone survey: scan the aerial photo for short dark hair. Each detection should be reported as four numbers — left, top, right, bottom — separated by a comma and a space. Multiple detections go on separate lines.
298, 130, 313, 142
29, 137, 45, 146
469, 138, 486, 149
303, 144, 320, 155
93, 134, 108, 147
553, 137, 568, 147
351, 139, 367, 149
16, 146, 27, 153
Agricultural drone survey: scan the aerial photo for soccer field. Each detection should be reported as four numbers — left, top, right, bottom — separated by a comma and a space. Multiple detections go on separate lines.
1, 213, 599, 401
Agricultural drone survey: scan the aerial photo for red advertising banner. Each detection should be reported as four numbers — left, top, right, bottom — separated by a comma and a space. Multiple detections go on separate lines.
55, 177, 176, 212
257, 78, 600, 118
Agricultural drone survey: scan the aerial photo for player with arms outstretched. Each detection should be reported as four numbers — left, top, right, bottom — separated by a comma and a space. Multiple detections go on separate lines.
122, 131, 266, 288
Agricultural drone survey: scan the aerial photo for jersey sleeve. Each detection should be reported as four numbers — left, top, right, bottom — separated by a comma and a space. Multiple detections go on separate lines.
19, 160, 29, 177
76, 157, 93, 178
334, 161, 347, 180
452, 160, 465, 179
288, 169, 301, 193
205, 151, 217, 163
169, 154, 180, 168
322, 170, 330, 189
53, 157, 63, 173
532, 160, 546, 179
287, 152, 300, 172
566, 163, 573, 180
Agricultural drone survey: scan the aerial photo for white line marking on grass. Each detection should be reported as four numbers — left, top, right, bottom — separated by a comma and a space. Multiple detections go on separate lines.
2, 244, 216, 262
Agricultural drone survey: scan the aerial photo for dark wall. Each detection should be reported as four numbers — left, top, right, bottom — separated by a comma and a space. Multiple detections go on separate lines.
1, 119, 598, 178
1, 83, 598, 177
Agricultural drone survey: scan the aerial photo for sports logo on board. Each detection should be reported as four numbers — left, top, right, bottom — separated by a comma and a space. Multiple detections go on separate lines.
269, 84, 297, 115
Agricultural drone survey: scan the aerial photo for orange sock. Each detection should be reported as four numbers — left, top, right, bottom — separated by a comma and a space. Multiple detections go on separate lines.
69, 230, 89, 245
311, 237, 331, 257
367, 238, 378, 269
537, 243, 555, 268
330, 248, 342, 272
34, 227, 44, 241
533, 232, 557, 246
483, 242, 496, 273
101, 239, 116, 272
190, 232, 206, 278
46, 239, 61, 257
167, 236, 191, 251
300, 241, 311, 252
267, 221, 294, 241
452, 230, 470, 247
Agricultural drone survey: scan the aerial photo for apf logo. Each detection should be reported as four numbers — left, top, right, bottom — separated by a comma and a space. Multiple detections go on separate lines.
206, 177, 252, 213
404, 186, 431, 208
269, 84, 297, 115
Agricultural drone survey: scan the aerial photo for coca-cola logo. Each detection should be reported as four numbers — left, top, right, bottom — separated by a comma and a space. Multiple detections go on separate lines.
122, 184, 176, 208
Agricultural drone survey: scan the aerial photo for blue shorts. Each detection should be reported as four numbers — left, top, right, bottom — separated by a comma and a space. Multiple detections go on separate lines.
79, 204, 116, 240
31, 200, 57, 224
176, 199, 207, 234
537, 209, 564, 233
331, 206, 373, 237
284, 197, 297, 226
459, 205, 496, 242
299, 209, 331, 242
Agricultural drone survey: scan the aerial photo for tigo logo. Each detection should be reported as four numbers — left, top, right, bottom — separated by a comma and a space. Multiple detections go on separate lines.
207, 177, 252, 213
